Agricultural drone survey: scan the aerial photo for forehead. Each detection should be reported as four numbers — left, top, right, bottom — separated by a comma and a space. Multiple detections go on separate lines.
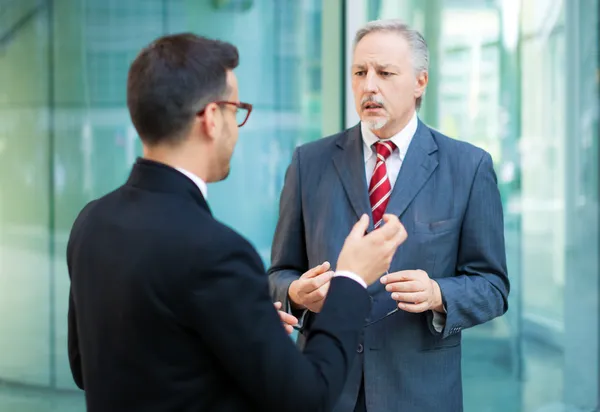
352, 31, 411, 67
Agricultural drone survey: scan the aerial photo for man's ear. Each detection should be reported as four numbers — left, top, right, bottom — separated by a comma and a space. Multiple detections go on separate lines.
414, 71, 428, 99
199, 102, 220, 140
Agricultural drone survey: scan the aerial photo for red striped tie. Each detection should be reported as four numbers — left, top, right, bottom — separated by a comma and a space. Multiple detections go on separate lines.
369, 141, 397, 229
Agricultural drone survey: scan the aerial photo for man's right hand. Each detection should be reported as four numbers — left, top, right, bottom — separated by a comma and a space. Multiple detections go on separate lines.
288, 262, 334, 313
337, 214, 407, 286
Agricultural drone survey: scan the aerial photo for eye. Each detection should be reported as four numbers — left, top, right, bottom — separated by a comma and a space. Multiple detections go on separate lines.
354, 71, 366, 77
380, 71, 394, 77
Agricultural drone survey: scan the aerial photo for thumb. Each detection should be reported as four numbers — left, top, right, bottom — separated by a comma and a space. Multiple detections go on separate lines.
348, 214, 369, 239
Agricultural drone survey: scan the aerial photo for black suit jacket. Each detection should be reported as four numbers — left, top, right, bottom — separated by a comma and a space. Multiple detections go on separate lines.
67, 158, 371, 412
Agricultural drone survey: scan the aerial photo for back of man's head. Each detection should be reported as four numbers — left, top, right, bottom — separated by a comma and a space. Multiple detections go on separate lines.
126, 33, 239, 146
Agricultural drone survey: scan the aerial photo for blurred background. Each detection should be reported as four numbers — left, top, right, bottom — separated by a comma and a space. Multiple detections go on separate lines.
0, 0, 598, 411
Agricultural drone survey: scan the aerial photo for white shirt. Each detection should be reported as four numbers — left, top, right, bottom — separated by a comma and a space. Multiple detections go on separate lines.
361, 112, 446, 332
175, 168, 208, 199
362, 111, 418, 187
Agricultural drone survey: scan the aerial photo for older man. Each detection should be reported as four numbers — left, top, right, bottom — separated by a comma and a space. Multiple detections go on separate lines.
269, 19, 510, 412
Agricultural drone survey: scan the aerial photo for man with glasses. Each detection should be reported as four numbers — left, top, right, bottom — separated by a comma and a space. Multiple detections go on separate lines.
66, 33, 407, 412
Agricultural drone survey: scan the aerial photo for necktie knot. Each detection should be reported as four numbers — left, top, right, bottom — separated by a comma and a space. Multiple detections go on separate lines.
374, 141, 396, 160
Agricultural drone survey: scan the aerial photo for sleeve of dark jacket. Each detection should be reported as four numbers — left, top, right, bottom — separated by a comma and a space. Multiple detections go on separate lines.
178, 228, 370, 412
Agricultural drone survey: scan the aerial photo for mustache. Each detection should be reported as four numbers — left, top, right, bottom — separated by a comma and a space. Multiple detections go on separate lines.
361, 96, 385, 108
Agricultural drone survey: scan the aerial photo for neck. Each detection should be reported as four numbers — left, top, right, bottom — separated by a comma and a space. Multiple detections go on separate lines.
143, 143, 210, 182
371, 110, 416, 139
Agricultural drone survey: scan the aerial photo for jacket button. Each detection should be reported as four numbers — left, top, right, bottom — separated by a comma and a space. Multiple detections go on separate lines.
357, 344, 364, 353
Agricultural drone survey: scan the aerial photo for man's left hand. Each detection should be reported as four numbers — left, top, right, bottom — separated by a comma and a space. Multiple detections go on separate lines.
274, 301, 299, 335
380, 270, 444, 313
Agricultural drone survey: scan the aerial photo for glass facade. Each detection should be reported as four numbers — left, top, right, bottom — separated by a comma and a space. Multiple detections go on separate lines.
0, 0, 330, 410
0, 1, 598, 411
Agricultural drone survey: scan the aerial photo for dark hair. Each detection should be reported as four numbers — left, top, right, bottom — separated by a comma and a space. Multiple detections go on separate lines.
126, 33, 239, 146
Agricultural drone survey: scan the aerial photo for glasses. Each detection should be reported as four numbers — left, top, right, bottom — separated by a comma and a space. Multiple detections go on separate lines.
198, 101, 253, 127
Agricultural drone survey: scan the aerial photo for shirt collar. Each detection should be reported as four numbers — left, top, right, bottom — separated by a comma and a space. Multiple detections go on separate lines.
361, 111, 418, 162
175, 167, 208, 199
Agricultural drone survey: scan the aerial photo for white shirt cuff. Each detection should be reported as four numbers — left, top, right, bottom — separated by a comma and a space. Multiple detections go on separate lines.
334, 271, 367, 288
432, 309, 447, 333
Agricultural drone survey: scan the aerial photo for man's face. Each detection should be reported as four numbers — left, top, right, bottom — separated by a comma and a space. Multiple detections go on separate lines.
351, 31, 427, 138
211, 70, 240, 182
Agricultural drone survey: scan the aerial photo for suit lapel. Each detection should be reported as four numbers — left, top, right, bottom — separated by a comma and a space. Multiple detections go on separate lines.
332, 125, 376, 231
385, 121, 439, 219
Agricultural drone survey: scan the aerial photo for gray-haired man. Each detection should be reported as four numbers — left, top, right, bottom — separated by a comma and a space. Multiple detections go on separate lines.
269, 19, 509, 412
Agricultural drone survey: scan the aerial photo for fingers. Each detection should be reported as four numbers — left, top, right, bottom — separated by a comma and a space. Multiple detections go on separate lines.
363, 215, 406, 254
303, 282, 330, 304
384, 217, 408, 249
382, 214, 396, 222
303, 261, 331, 279
305, 271, 334, 291
348, 214, 370, 239
371, 218, 397, 242
390, 291, 428, 304
274, 301, 299, 326
380, 215, 406, 238
380, 270, 421, 284
278, 310, 298, 327
384, 280, 422, 293
397, 301, 430, 313
296, 267, 333, 307
393, 220, 408, 245
378, 214, 402, 240
275, 301, 298, 334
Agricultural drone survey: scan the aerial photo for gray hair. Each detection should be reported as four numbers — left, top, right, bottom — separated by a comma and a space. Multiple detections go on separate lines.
354, 19, 429, 109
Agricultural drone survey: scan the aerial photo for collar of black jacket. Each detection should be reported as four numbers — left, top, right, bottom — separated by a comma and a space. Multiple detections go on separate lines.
126, 157, 211, 213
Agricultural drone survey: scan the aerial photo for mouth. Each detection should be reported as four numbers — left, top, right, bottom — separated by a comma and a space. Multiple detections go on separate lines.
362, 102, 384, 112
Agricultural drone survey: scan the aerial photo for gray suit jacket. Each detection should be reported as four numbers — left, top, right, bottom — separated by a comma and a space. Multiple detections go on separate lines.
268, 121, 510, 412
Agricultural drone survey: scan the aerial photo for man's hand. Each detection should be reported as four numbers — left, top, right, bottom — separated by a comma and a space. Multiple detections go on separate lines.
274, 301, 299, 335
288, 262, 334, 313
337, 214, 407, 286
380, 270, 444, 313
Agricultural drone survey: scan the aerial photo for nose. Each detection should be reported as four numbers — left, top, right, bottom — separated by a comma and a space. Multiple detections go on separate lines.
363, 71, 378, 93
